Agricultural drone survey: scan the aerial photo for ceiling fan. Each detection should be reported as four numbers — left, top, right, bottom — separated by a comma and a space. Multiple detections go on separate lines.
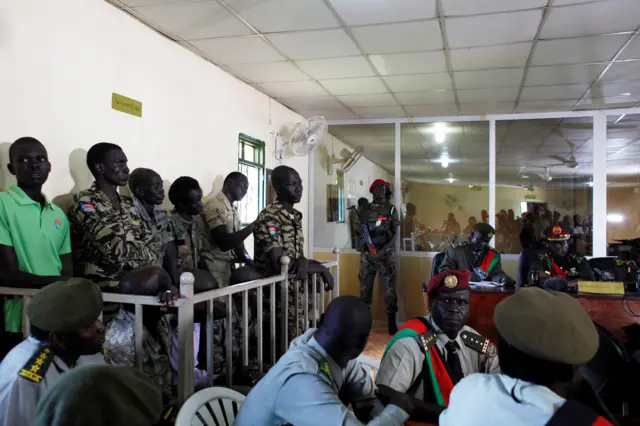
548, 131, 579, 169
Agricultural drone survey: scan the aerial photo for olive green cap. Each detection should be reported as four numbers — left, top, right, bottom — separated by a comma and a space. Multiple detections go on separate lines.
28, 278, 102, 333
473, 222, 496, 238
35, 365, 163, 426
494, 287, 598, 365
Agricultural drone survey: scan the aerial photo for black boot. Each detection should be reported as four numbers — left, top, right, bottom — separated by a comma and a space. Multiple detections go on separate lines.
388, 313, 398, 335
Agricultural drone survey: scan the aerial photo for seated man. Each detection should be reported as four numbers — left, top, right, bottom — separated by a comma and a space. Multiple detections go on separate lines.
0, 137, 73, 351
527, 224, 595, 290
234, 296, 413, 426
0, 278, 106, 426
439, 222, 515, 286
440, 287, 614, 425
129, 168, 172, 266
254, 165, 333, 344
68, 143, 175, 323
376, 270, 499, 422
36, 365, 163, 426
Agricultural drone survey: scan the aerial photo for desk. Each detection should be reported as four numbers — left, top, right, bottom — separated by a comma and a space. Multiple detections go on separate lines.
469, 287, 640, 342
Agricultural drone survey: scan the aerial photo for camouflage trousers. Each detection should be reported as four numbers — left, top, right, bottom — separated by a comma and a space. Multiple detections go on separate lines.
359, 250, 397, 314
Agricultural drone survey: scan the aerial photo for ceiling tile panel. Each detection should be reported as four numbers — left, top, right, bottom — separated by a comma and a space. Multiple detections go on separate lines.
320, 77, 388, 95
446, 10, 542, 49
552, 0, 607, 5
454, 69, 524, 89
296, 56, 375, 79
525, 64, 607, 86
298, 108, 357, 119
441, 0, 546, 15
135, 1, 251, 39
600, 61, 640, 82
328, 0, 437, 25
280, 96, 344, 110
123, 0, 175, 6
191, 36, 284, 64
383, 73, 453, 91
458, 88, 519, 102
589, 80, 640, 99
460, 102, 515, 114
620, 38, 640, 60
520, 84, 591, 100
395, 91, 456, 105
266, 29, 360, 59
352, 106, 406, 118
405, 104, 459, 116
258, 81, 329, 97
542, 0, 640, 39
370, 51, 447, 75
515, 99, 580, 112
337, 94, 399, 108
449, 43, 532, 70
234, 0, 339, 32
531, 35, 629, 65
351, 21, 443, 54
226, 61, 310, 83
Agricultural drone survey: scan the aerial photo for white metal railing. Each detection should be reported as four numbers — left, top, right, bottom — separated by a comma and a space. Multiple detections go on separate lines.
0, 248, 340, 403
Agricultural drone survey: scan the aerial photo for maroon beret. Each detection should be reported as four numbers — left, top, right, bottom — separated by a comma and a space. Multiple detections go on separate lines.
369, 179, 390, 193
424, 269, 471, 295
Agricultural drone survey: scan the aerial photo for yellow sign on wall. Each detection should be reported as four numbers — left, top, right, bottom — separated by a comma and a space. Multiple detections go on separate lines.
112, 93, 142, 117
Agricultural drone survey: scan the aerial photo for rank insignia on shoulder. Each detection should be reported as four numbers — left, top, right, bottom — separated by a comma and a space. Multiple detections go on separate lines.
419, 330, 437, 351
616, 259, 626, 267
319, 359, 333, 383
80, 202, 96, 214
461, 331, 498, 358
19, 347, 53, 383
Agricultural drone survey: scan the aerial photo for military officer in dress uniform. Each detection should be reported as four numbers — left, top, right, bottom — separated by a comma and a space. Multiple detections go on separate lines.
0, 278, 106, 426
358, 179, 400, 335
439, 222, 515, 286
526, 224, 595, 290
376, 270, 499, 423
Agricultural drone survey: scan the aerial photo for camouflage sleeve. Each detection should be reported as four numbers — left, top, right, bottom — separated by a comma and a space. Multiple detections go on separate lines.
254, 211, 283, 253
203, 197, 226, 230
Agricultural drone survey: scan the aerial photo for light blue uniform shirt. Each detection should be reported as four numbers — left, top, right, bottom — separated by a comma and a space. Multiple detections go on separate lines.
439, 373, 566, 426
234, 329, 409, 426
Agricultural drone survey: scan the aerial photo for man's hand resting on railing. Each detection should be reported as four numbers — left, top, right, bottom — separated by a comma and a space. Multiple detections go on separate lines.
308, 260, 334, 292
289, 257, 310, 282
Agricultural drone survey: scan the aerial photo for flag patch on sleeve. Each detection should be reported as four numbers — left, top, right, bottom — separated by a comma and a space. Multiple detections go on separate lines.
80, 202, 96, 214
268, 226, 277, 236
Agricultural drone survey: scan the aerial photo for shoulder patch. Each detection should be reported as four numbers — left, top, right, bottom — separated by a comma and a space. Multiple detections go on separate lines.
19, 347, 53, 383
460, 331, 497, 358
319, 359, 333, 383
418, 330, 437, 351
268, 226, 278, 236
79, 202, 96, 214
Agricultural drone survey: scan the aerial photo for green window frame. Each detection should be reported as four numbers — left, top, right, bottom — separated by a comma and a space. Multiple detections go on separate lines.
238, 133, 266, 226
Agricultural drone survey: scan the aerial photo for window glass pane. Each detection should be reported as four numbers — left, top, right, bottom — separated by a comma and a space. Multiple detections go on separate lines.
244, 144, 255, 162
400, 121, 489, 253
238, 164, 260, 224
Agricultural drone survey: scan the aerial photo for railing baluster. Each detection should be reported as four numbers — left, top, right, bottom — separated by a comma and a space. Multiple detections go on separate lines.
294, 278, 300, 337
312, 274, 318, 328
206, 299, 214, 386
257, 287, 263, 373
134, 303, 143, 371
225, 294, 233, 387
280, 257, 290, 355
334, 248, 341, 298
177, 272, 195, 404
304, 276, 309, 332
242, 290, 249, 367
22, 296, 30, 337
270, 282, 276, 365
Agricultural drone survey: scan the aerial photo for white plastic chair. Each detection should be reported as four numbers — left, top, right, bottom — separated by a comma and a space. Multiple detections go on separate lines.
175, 387, 245, 426
356, 354, 381, 381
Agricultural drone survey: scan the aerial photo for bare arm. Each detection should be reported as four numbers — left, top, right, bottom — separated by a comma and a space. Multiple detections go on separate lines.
163, 241, 179, 285
0, 245, 63, 288
210, 222, 255, 252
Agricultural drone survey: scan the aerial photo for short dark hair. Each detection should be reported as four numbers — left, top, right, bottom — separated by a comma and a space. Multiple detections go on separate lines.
86, 142, 123, 177
168, 176, 200, 206
129, 168, 159, 193
9, 137, 45, 162
271, 165, 297, 187
223, 171, 247, 186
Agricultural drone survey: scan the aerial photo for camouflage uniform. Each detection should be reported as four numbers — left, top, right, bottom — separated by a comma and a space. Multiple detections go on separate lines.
131, 196, 173, 265
254, 202, 312, 344
528, 251, 595, 285
358, 202, 400, 314
68, 183, 159, 322
201, 191, 241, 287
439, 241, 511, 283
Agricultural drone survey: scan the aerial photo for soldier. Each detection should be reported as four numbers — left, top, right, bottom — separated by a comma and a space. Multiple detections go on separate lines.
129, 168, 172, 266
254, 165, 334, 347
439, 222, 515, 286
201, 172, 254, 287
525, 224, 595, 290
357, 179, 400, 335
234, 296, 413, 426
440, 288, 614, 425
35, 365, 163, 426
376, 270, 499, 423
0, 278, 106, 426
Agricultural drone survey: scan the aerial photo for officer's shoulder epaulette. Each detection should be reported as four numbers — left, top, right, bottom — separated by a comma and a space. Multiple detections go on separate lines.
460, 331, 498, 358
18, 346, 53, 383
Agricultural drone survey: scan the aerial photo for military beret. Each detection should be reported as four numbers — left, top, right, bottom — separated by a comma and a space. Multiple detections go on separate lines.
28, 278, 102, 333
494, 287, 598, 365
35, 365, 163, 426
424, 269, 471, 295
473, 222, 496, 238
369, 179, 390, 193
544, 223, 572, 241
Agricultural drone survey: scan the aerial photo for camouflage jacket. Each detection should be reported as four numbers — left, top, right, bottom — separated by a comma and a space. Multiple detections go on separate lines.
254, 202, 304, 275
131, 196, 173, 265
202, 191, 241, 261
530, 251, 595, 281
357, 202, 399, 248
68, 182, 159, 282
168, 211, 203, 275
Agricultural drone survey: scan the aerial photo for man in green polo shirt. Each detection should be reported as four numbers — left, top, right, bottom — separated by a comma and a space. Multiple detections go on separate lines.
0, 137, 72, 346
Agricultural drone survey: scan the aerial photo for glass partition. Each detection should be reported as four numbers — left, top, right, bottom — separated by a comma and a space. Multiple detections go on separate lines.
495, 118, 593, 257
400, 121, 489, 253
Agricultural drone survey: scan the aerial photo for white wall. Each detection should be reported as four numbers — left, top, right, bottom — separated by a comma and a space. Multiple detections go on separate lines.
0, 0, 311, 255
313, 136, 392, 249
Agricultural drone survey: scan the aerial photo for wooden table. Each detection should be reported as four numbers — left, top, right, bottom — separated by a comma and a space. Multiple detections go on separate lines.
469, 287, 640, 342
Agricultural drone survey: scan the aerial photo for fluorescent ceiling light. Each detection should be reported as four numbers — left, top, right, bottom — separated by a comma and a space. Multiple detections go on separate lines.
607, 213, 624, 223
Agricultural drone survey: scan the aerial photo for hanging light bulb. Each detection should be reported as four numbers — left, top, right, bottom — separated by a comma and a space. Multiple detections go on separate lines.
445, 173, 456, 183
435, 131, 446, 143
441, 153, 449, 168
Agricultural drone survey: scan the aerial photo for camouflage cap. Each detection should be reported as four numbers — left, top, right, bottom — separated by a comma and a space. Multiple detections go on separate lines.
28, 278, 102, 333
544, 223, 572, 241
35, 365, 162, 426
473, 222, 496, 238
494, 287, 598, 365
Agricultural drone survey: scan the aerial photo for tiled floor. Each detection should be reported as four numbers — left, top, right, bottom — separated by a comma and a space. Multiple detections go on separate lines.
362, 326, 392, 359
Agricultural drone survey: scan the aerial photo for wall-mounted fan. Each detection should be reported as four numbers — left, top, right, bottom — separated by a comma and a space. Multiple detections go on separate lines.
287, 116, 328, 156
328, 146, 363, 175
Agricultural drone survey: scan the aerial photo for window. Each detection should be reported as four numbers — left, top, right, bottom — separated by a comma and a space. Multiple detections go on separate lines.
238, 133, 265, 226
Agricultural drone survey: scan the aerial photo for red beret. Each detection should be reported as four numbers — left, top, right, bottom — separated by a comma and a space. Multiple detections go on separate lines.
424, 269, 471, 295
370, 179, 390, 193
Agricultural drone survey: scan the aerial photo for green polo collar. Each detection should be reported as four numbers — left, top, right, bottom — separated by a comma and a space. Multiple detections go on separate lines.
8, 185, 54, 210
